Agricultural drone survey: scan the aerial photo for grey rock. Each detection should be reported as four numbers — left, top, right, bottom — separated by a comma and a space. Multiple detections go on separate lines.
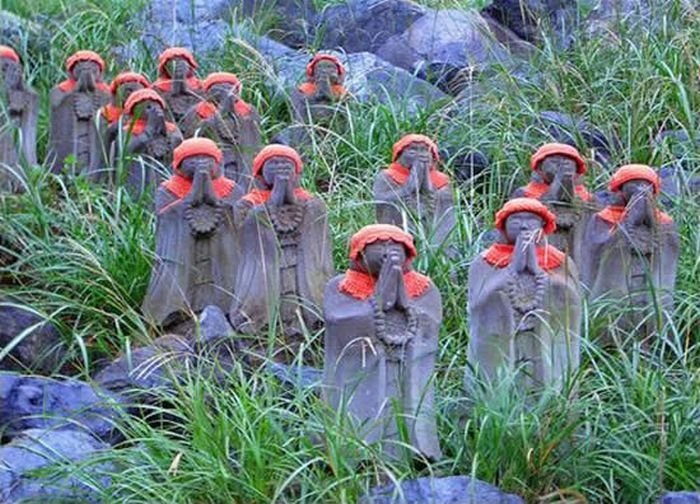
236, 0, 316, 47
0, 428, 109, 503
361, 476, 524, 504
587, 0, 655, 37
659, 163, 700, 205
266, 361, 321, 389
0, 11, 39, 48
318, 0, 427, 53
660, 492, 700, 504
0, 300, 66, 373
448, 149, 490, 184
483, 0, 577, 47
0, 373, 121, 442
147, 0, 234, 24
198, 305, 235, 345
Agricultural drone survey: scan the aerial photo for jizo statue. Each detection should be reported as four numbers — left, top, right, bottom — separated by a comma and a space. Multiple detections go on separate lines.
229, 145, 334, 346
292, 53, 348, 126
580, 165, 679, 344
512, 143, 595, 262
467, 198, 581, 392
100, 72, 149, 153
49, 50, 110, 176
115, 89, 182, 196
142, 138, 243, 327
153, 47, 202, 124
0, 45, 37, 192
323, 224, 442, 460
374, 134, 457, 250
181, 72, 261, 187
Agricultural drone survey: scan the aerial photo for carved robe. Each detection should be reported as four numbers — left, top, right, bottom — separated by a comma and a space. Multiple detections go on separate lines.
323, 272, 442, 460
0, 84, 38, 191
153, 77, 202, 124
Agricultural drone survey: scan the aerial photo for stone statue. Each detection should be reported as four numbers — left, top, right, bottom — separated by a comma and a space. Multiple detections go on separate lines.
291, 53, 348, 127
229, 144, 334, 345
100, 71, 149, 152
152, 47, 202, 124
49, 50, 110, 176
374, 134, 456, 250
580, 164, 679, 344
0, 45, 37, 192
142, 138, 244, 327
323, 224, 442, 460
467, 198, 581, 391
115, 88, 182, 196
512, 143, 595, 262
181, 72, 261, 187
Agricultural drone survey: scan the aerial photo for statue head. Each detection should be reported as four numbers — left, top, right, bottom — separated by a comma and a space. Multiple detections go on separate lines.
530, 143, 586, 184
495, 198, 557, 243
110, 72, 149, 106
66, 50, 105, 81
124, 88, 166, 120
173, 138, 223, 180
203, 72, 242, 104
393, 134, 440, 169
253, 144, 303, 189
609, 164, 660, 203
349, 224, 417, 276
0, 46, 22, 89
306, 54, 345, 86
158, 47, 197, 80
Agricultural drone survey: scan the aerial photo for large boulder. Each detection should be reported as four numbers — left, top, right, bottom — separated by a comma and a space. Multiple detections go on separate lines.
236, 0, 316, 47
0, 429, 109, 503
482, 0, 576, 46
659, 492, 700, 504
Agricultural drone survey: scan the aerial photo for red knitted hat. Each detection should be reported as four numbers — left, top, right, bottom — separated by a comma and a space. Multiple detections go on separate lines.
349, 224, 417, 262
66, 50, 105, 72
173, 138, 222, 170
252, 144, 303, 177
110, 71, 149, 95
306, 53, 345, 78
202, 72, 242, 93
608, 164, 660, 194
494, 197, 557, 235
0, 45, 20, 63
392, 134, 440, 163
158, 47, 198, 76
124, 89, 166, 115
530, 143, 586, 175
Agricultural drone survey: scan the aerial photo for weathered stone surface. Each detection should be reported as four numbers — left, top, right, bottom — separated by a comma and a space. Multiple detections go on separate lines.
0, 373, 121, 441
483, 0, 576, 46
0, 429, 109, 503
198, 305, 236, 345
318, 0, 427, 53
0, 300, 66, 373
446, 148, 490, 185
237, 0, 316, 47
0, 11, 39, 48
361, 476, 524, 504
659, 492, 700, 504
586, 0, 657, 37
266, 361, 321, 389
659, 163, 700, 204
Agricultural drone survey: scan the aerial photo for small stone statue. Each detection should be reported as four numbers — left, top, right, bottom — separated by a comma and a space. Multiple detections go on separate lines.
323, 224, 442, 460
152, 47, 202, 124
100, 71, 149, 152
142, 138, 243, 327
374, 134, 456, 249
229, 144, 334, 343
0, 45, 38, 192
291, 53, 348, 126
467, 198, 581, 391
181, 72, 261, 187
580, 164, 679, 343
117, 88, 182, 196
49, 50, 110, 176
512, 143, 595, 262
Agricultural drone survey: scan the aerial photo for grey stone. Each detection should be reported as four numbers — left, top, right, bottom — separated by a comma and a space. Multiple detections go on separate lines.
0, 373, 121, 442
0, 11, 39, 48
361, 476, 524, 504
0, 300, 66, 373
660, 492, 700, 504
0, 428, 109, 503
236, 0, 316, 47
198, 305, 235, 345
586, 0, 655, 37
659, 163, 700, 205
483, 0, 577, 46
266, 361, 322, 389
448, 149, 490, 184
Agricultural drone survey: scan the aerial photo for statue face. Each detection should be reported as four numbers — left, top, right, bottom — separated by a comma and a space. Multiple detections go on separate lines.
167, 57, 192, 79
71, 60, 101, 81
621, 179, 654, 202
133, 99, 163, 119
359, 240, 408, 276
313, 60, 340, 84
538, 154, 577, 183
118, 81, 146, 104
0, 58, 22, 89
398, 141, 432, 167
504, 211, 544, 243
207, 83, 236, 104
179, 154, 220, 179
262, 156, 297, 187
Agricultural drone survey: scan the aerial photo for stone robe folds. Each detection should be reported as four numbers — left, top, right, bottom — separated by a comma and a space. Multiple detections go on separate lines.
323, 275, 442, 460
0, 86, 38, 191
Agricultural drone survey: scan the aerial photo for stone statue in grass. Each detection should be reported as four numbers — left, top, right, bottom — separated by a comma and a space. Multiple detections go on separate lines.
323, 224, 442, 460
229, 144, 334, 348
580, 164, 679, 344
291, 53, 348, 127
374, 134, 456, 250
467, 198, 581, 392
180, 72, 261, 187
153, 47, 202, 124
512, 143, 596, 263
142, 138, 243, 328
49, 50, 110, 177
0, 45, 38, 192
100, 71, 149, 156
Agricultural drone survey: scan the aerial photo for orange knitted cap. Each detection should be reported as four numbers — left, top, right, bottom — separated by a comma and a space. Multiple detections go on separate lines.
202, 72, 242, 92
530, 143, 586, 174
66, 50, 105, 72
495, 197, 557, 235
0, 45, 20, 63
158, 47, 198, 76
124, 89, 165, 115
173, 138, 222, 170
306, 53, 345, 78
609, 164, 660, 194
110, 71, 149, 95
392, 134, 440, 163
252, 144, 303, 177
349, 224, 417, 262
